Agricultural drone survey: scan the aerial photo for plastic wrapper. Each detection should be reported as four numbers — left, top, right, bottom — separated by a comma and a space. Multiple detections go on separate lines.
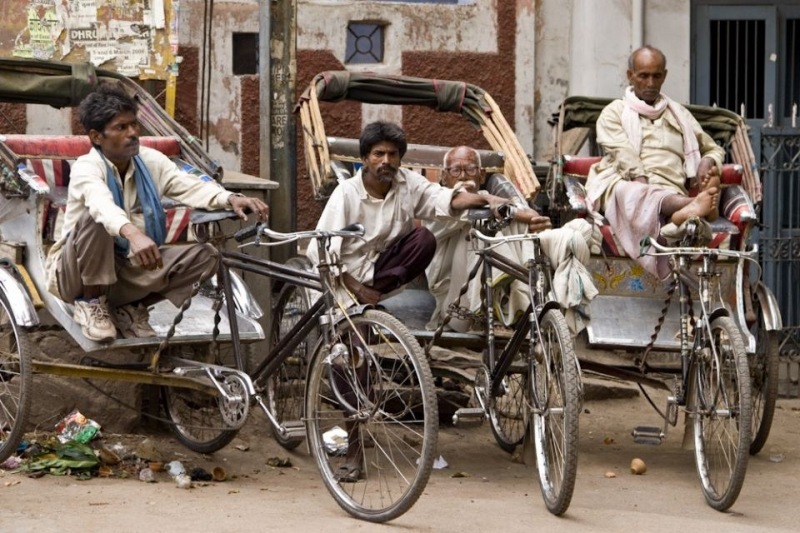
54, 410, 101, 444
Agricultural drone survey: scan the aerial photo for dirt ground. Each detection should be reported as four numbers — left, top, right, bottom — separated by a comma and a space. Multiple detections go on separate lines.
1, 391, 799, 533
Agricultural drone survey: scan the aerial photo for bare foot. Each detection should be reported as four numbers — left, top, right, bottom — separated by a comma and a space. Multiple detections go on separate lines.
342, 272, 382, 305
670, 188, 718, 225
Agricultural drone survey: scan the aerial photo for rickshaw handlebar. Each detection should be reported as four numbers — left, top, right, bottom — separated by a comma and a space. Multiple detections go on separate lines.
643, 236, 758, 260
234, 222, 366, 245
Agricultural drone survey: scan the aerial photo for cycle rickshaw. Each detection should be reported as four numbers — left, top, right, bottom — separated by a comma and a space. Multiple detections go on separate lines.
0, 59, 440, 523
293, 71, 581, 516
544, 95, 782, 511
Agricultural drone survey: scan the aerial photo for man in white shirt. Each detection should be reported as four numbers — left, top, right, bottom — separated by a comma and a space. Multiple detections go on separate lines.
45, 84, 269, 343
307, 121, 508, 306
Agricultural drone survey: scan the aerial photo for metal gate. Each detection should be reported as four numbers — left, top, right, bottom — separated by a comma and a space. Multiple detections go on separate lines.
760, 127, 800, 396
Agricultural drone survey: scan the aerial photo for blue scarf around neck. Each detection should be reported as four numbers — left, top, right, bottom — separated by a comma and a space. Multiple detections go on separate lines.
103, 151, 166, 255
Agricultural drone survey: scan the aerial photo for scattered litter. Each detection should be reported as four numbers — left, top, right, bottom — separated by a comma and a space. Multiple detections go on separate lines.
166, 460, 186, 478
190, 467, 213, 481
134, 439, 162, 462
55, 410, 101, 444
148, 462, 165, 473
266, 457, 292, 468
174, 473, 193, 489
322, 426, 349, 455
212, 467, 227, 482
96, 447, 121, 466
138, 468, 156, 483
4, 480, 20, 487
0, 456, 22, 470
769, 453, 785, 463
17, 440, 99, 476
432, 455, 448, 470
451, 471, 470, 478
604, 471, 617, 478
603, 436, 615, 445
234, 444, 250, 452
630, 458, 647, 475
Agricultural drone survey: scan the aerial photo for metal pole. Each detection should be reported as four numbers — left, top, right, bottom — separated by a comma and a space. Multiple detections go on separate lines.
266, 0, 297, 262
258, 0, 271, 188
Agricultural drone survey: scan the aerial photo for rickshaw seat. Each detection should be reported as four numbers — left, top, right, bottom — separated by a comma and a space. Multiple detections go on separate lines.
562, 155, 744, 186
2, 135, 191, 244
559, 155, 754, 253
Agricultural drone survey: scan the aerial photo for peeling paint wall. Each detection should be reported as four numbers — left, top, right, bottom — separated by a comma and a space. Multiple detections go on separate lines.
2, 0, 698, 226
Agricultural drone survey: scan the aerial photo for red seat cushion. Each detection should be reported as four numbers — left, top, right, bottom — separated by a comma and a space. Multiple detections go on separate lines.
2, 135, 180, 160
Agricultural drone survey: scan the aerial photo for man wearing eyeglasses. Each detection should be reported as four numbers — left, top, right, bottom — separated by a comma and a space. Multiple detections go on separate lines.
308, 122, 510, 307
425, 146, 597, 333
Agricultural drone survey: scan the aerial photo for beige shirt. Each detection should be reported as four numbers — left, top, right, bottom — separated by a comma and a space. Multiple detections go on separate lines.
589, 99, 725, 207
306, 167, 455, 284
45, 145, 234, 297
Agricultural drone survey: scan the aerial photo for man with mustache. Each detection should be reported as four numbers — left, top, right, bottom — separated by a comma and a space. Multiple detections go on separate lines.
45, 84, 269, 343
308, 121, 508, 307
585, 45, 724, 279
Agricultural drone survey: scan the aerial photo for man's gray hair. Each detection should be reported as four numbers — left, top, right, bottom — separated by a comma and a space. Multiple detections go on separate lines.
628, 45, 667, 70
443, 146, 482, 168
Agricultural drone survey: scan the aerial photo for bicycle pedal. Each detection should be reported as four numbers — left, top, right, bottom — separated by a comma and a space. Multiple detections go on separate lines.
280, 421, 306, 439
452, 407, 486, 426
632, 426, 665, 445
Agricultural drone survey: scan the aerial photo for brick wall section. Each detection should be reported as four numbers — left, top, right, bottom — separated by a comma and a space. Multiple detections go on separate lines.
175, 47, 200, 137
402, 0, 516, 150
240, 75, 260, 177
295, 50, 362, 230
0, 104, 26, 134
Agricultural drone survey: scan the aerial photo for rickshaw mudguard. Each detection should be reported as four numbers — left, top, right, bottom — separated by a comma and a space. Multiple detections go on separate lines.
536, 301, 561, 321
0, 265, 39, 326
229, 270, 264, 320
755, 282, 783, 331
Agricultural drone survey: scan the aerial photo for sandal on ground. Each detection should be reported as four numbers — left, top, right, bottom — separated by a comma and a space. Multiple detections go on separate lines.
333, 462, 363, 483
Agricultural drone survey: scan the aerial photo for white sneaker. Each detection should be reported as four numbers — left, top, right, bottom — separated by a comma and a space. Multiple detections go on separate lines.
73, 297, 117, 343
113, 303, 157, 339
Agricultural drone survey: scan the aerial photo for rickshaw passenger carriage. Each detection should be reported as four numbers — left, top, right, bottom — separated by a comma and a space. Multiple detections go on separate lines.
545, 95, 783, 510
0, 58, 275, 462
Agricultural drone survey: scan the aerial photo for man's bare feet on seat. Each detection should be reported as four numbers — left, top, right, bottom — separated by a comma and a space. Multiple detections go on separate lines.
342, 272, 382, 305
670, 188, 718, 225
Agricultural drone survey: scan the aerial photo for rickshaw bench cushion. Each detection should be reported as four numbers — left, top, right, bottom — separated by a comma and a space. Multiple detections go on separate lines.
561, 156, 755, 253
3, 135, 192, 244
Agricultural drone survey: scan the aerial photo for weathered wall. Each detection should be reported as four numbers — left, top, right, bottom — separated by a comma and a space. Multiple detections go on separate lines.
3, 0, 697, 225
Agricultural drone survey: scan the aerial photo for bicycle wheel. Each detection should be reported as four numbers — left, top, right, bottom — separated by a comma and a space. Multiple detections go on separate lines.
305, 310, 437, 523
0, 292, 32, 463
748, 293, 779, 455
161, 342, 252, 454
529, 309, 581, 516
488, 341, 528, 453
266, 261, 317, 450
691, 315, 751, 511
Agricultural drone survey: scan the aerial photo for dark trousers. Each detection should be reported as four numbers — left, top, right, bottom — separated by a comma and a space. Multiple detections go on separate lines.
370, 226, 436, 294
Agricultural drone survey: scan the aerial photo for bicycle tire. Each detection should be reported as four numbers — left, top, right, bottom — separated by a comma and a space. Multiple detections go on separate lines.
0, 291, 32, 463
267, 276, 317, 450
691, 315, 751, 511
160, 342, 252, 454
529, 309, 580, 516
488, 340, 528, 453
748, 294, 779, 455
305, 310, 437, 523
